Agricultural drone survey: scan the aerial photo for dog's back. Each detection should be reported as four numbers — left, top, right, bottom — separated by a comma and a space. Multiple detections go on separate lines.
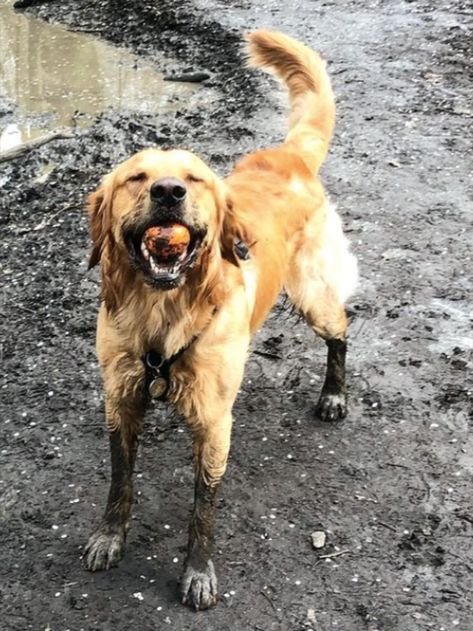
225, 30, 342, 331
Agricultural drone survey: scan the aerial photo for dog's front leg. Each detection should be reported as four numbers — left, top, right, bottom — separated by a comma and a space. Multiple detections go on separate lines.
181, 411, 232, 610
83, 353, 146, 571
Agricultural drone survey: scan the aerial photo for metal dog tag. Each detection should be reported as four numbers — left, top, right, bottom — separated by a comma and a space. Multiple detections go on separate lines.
149, 377, 168, 399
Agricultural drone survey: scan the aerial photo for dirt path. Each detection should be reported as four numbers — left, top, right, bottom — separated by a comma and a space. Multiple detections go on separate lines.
1, 1, 472, 630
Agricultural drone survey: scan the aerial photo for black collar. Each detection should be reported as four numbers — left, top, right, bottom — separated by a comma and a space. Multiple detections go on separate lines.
144, 335, 197, 402
143, 306, 218, 402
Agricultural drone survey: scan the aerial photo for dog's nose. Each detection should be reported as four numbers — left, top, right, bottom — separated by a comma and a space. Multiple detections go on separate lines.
150, 178, 187, 207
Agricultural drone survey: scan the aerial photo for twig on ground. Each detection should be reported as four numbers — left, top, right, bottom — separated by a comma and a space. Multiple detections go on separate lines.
0, 129, 74, 163
260, 590, 277, 611
253, 349, 282, 361
385, 461, 410, 469
420, 472, 431, 500
318, 549, 350, 560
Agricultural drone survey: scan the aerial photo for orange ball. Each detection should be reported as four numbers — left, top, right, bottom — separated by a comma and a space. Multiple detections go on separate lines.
143, 224, 190, 259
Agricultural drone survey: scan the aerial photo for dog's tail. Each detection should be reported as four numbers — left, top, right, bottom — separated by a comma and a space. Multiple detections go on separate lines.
246, 30, 335, 174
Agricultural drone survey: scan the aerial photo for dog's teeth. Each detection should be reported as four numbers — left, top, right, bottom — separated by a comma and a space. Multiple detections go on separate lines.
141, 242, 150, 260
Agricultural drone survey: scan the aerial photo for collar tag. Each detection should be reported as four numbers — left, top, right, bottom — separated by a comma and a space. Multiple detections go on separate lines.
145, 351, 169, 399
149, 376, 168, 399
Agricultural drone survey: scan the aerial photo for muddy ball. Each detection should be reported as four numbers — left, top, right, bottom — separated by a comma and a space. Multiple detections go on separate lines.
143, 224, 191, 259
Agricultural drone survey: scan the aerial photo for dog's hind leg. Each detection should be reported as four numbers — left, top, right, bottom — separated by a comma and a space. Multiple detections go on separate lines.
285, 204, 358, 421
83, 352, 146, 571
314, 317, 349, 422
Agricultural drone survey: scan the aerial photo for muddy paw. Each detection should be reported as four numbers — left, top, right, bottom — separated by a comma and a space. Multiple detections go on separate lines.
82, 526, 125, 571
181, 560, 218, 610
316, 391, 347, 422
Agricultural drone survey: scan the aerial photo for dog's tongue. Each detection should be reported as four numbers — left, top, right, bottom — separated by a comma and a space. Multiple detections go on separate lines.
143, 224, 190, 261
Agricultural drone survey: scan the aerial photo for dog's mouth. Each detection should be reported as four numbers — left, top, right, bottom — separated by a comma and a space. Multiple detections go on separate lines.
126, 222, 205, 289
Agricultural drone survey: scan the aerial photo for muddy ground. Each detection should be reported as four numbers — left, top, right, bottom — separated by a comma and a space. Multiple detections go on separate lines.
1, 0, 472, 630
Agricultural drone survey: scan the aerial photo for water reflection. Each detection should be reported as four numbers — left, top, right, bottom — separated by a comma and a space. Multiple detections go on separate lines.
0, 1, 195, 150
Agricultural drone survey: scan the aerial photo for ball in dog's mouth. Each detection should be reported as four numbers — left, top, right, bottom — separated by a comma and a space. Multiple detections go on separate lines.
140, 223, 194, 281
143, 224, 190, 258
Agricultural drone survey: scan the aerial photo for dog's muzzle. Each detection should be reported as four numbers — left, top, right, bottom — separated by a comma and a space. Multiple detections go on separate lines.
123, 178, 207, 290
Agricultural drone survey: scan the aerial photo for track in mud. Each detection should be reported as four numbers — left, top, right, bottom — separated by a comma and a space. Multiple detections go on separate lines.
1, 1, 472, 630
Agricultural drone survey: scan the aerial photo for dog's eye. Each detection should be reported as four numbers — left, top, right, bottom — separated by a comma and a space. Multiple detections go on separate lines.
186, 174, 205, 184
128, 172, 147, 182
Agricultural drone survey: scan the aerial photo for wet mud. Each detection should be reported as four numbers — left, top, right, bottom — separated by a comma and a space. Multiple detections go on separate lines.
1, 1, 472, 630
0, 1, 196, 148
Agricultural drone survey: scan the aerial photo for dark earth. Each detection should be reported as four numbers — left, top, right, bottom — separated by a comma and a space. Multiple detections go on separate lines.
1, 1, 472, 629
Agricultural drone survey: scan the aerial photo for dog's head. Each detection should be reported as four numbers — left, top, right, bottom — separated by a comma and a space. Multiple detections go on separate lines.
88, 149, 237, 303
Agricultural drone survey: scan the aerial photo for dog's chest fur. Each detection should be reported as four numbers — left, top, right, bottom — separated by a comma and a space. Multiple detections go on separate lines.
112, 284, 217, 359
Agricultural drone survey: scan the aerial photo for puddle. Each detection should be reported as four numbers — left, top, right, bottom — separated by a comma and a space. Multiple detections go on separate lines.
0, 0, 196, 151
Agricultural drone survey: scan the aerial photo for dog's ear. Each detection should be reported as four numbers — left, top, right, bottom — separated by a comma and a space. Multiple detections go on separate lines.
87, 175, 126, 312
86, 176, 113, 269
219, 193, 241, 267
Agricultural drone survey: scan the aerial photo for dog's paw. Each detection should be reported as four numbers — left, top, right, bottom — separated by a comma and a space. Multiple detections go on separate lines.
315, 391, 347, 422
82, 526, 125, 571
181, 560, 218, 610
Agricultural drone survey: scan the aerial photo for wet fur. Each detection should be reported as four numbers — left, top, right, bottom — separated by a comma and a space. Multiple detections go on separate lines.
83, 30, 358, 610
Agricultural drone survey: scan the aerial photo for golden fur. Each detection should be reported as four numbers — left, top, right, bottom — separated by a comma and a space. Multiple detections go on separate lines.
85, 30, 357, 607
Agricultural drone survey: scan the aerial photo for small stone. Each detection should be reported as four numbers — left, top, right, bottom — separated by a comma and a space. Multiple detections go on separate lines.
311, 531, 326, 549
307, 608, 317, 625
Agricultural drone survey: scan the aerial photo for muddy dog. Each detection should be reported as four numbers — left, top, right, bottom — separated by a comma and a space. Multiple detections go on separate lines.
82, 30, 358, 610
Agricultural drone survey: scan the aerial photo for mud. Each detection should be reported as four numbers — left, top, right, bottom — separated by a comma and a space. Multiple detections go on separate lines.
1, 1, 472, 630
0, 1, 196, 148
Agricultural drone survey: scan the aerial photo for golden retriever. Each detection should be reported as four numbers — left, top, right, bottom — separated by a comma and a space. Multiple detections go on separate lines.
82, 30, 358, 610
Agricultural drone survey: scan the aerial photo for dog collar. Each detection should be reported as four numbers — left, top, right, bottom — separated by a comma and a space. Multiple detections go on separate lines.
234, 238, 250, 261
144, 307, 217, 401
144, 338, 196, 401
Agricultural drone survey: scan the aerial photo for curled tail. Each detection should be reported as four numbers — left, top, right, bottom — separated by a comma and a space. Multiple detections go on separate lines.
246, 30, 335, 173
